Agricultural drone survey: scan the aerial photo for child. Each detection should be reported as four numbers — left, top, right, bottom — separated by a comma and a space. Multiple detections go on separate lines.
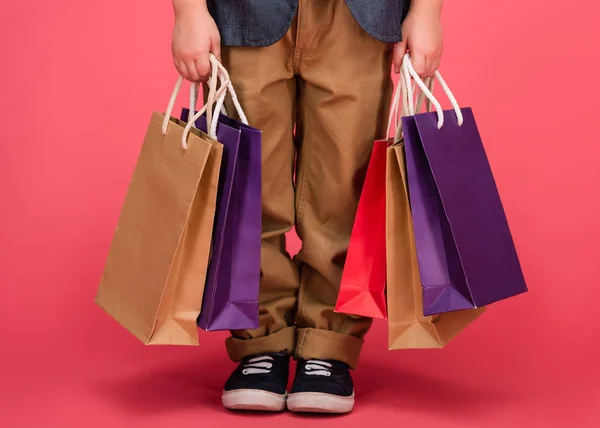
171, 0, 443, 414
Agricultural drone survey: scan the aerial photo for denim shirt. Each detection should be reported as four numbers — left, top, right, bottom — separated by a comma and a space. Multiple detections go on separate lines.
207, 0, 410, 47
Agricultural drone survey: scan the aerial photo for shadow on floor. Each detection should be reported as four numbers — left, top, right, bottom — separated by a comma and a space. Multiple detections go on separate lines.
90, 353, 516, 419
89, 355, 279, 417
354, 359, 516, 419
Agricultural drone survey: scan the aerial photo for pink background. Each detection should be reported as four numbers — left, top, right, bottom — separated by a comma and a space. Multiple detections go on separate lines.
1, 1, 599, 427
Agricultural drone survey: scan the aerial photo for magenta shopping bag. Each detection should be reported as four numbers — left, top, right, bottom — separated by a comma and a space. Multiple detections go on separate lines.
400, 55, 527, 316
181, 72, 261, 331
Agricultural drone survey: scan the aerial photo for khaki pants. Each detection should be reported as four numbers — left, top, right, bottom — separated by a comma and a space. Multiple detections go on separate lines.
221, 0, 393, 369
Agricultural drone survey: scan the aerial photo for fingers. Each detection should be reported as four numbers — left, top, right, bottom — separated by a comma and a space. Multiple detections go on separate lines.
410, 53, 427, 77
393, 41, 407, 74
409, 49, 442, 78
172, 55, 211, 82
175, 44, 221, 82
175, 60, 190, 81
172, 39, 220, 83
194, 54, 211, 81
210, 37, 221, 63
188, 61, 202, 82
175, 59, 202, 82
393, 43, 442, 78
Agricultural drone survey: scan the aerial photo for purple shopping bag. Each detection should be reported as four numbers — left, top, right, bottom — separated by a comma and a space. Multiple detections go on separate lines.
182, 108, 261, 331
401, 58, 527, 316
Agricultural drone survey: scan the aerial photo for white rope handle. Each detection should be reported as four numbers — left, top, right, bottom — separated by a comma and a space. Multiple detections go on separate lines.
182, 57, 231, 148
181, 77, 230, 149
189, 55, 220, 130
189, 85, 228, 125
161, 55, 231, 149
403, 58, 416, 116
189, 56, 229, 130
402, 53, 464, 129
387, 64, 417, 138
188, 55, 248, 140
396, 69, 411, 142
405, 79, 434, 118
183, 54, 252, 147
162, 76, 184, 136
395, 71, 433, 142
386, 76, 403, 139
386, 71, 434, 142
210, 63, 248, 138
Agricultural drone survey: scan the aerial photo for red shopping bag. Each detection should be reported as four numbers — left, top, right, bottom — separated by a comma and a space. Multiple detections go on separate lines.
335, 140, 387, 319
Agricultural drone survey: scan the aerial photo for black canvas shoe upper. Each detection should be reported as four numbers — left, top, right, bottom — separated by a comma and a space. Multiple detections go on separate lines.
290, 359, 354, 397
224, 353, 290, 395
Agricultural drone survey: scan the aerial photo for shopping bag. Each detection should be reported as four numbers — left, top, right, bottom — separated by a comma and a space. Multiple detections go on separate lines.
400, 54, 527, 316
386, 73, 484, 349
335, 139, 387, 319
182, 65, 261, 331
95, 58, 228, 345
387, 144, 485, 349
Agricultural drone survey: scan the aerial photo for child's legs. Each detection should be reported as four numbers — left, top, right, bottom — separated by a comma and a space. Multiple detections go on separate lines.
293, 0, 394, 369
221, 28, 300, 361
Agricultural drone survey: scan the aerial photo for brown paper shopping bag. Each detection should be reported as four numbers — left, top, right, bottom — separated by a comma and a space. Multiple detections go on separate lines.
386, 144, 484, 349
95, 61, 228, 345
385, 69, 484, 350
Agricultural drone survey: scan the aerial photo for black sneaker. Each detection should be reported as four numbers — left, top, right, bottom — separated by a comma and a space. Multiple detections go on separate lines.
222, 353, 290, 412
287, 359, 355, 414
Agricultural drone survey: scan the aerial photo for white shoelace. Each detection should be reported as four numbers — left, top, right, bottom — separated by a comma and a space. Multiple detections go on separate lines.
242, 356, 274, 375
241, 357, 333, 377
304, 360, 332, 377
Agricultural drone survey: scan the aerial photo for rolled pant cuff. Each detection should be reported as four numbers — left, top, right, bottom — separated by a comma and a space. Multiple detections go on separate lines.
226, 326, 297, 362
295, 328, 364, 369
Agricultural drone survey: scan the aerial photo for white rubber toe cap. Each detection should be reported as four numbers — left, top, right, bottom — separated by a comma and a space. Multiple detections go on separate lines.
222, 389, 287, 412
287, 391, 355, 414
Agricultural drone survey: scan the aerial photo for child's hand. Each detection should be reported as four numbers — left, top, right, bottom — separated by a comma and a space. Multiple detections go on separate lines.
393, 0, 443, 77
171, 1, 220, 82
